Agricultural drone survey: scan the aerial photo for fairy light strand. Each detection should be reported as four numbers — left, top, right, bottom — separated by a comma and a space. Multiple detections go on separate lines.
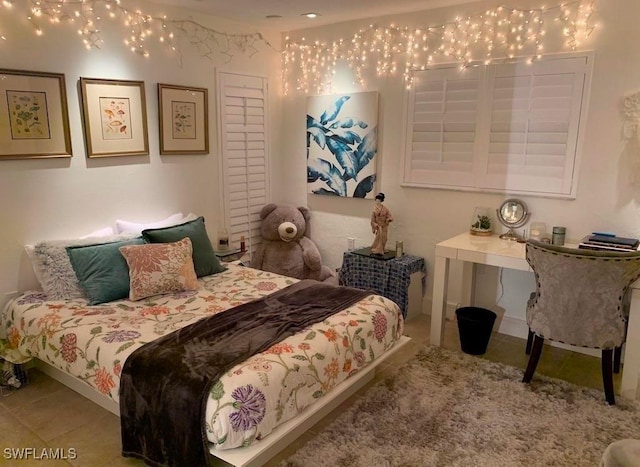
9, 0, 272, 62
283, 0, 597, 95
0, 0, 597, 94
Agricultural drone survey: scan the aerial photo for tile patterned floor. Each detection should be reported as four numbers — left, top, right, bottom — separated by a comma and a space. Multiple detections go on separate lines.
0, 313, 617, 466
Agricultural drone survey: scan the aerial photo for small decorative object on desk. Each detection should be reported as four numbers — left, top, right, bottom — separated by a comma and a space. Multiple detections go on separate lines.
496, 198, 530, 242
552, 226, 566, 246
529, 222, 547, 241
371, 192, 393, 255
470, 207, 492, 236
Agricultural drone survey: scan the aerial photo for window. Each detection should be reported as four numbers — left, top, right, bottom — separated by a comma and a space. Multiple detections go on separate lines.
402, 54, 592, 198
217, 71, 269, 257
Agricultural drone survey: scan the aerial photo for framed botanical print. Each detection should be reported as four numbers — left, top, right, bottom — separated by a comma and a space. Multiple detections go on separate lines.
80, 77, 149, 158
158, 83, 209, 155
0, 68, 72, 159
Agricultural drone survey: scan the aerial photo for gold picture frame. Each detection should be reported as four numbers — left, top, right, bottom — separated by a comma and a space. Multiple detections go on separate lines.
80, 77, 149, 158
0, 68, 72, 160
158, 83, 209, 155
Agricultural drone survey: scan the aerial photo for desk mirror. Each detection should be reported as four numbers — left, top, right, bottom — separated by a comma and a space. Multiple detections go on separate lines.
497, 199, 530, 241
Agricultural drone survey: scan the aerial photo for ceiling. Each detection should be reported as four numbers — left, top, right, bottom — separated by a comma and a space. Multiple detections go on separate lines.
145, 0, 475, 31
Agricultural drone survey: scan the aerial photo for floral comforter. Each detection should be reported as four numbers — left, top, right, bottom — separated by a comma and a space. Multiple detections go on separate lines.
0, 264, 404, 450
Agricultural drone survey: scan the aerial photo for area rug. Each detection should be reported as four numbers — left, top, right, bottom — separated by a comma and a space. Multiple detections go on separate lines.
282, 346, 640, 467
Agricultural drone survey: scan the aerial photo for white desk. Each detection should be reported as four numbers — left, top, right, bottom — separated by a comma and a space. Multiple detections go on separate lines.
430, 232, 640, 400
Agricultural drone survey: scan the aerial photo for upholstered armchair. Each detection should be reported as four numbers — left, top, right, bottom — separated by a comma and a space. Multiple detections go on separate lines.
523, 239, 640, 405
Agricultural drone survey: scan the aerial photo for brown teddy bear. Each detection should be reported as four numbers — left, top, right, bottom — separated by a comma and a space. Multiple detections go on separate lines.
251, 203, 337, 284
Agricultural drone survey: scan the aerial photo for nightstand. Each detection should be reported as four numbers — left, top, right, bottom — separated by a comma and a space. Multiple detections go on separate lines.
339, 251, 426, 319
214, 248, 245, 262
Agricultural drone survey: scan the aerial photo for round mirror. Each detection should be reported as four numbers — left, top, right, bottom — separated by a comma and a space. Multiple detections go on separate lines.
496, 199, 530, 241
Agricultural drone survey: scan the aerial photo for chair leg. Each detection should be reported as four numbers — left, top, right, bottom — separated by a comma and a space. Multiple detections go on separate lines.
523, 335, 544, 383
602, 348, 615, 405
525, 329, 534, 355
614, 346, 622, 374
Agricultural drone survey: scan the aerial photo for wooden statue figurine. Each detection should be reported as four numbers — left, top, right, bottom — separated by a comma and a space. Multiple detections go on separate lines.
370, 193, 393, 255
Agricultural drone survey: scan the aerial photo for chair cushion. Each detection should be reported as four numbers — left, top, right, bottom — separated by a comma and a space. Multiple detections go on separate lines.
525, 240, 640, 348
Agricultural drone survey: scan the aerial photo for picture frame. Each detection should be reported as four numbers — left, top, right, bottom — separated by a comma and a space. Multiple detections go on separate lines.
0, 68, 72, 159
158, 83, 209, 155
80, 77, 149, 158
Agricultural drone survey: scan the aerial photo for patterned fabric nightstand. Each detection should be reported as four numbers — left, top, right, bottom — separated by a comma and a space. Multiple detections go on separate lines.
338, 251, 426, 319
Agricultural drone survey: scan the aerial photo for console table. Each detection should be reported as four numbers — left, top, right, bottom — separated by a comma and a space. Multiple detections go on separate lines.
431, 232, 640, 400
339, 251, 426, 319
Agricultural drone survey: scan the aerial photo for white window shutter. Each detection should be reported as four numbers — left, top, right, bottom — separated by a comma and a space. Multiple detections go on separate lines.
401, 54, 591, 198
217, 72, 269, 257
404, 66, 481, 188
483, 57, 588, 195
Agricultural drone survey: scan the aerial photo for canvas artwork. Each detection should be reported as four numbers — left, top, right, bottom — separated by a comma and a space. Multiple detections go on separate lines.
307, 91, 378, 198
172, 101, 196, 139
8, 90, 51, 139
99, 97, 132, 140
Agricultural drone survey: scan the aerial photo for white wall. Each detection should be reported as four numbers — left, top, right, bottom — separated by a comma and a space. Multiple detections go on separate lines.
275, 0, 640, 336
4, 0, 640, 341
0, 0, 282, 298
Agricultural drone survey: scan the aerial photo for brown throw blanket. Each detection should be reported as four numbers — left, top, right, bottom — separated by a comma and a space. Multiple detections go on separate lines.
120, 279, 372, 467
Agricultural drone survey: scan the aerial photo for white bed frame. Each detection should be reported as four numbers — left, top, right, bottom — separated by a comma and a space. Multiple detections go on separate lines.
34, 335, 411, 467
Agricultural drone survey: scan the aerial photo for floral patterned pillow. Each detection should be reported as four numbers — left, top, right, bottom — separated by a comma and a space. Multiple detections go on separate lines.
119, 237, 199, 301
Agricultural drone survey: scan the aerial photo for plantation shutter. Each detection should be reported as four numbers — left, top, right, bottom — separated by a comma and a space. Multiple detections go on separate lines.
404, 66, 481, 188
483, 57, 588, 195
217, 72, 269, 257
402, 54, 591, 198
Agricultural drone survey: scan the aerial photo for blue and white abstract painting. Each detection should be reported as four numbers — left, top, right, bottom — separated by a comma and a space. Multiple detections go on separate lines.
306, 91, 378, 198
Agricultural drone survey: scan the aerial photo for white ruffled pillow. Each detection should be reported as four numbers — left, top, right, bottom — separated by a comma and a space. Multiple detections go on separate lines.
115, 213, 184, 235
25, 233, 139, 300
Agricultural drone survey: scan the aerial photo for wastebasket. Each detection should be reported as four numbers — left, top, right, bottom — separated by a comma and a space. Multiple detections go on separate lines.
455, 307, 497, 355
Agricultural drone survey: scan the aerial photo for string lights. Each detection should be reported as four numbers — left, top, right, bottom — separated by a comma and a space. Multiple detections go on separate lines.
0, 0, 597, 95
282, 0, 597, 95
6, 0, 272, 62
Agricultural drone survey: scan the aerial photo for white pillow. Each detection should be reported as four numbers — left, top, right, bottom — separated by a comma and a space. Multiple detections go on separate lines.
179, 212, 198, 224
115, 213, 184, 235
79, 226, 115, 239
25, 233, 139, 300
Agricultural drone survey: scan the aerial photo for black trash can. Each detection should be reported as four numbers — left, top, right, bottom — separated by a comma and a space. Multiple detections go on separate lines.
455, 307, 497, 355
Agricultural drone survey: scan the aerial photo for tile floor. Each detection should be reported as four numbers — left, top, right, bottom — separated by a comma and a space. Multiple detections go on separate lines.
0, 313, 618, 466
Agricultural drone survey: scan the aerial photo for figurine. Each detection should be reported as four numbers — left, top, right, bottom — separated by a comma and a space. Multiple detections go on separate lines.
370, 192, 393, 255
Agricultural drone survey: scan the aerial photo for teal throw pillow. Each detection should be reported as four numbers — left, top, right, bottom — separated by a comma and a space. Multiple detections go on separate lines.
67, 237, 145, 305
141, 216, 226, 278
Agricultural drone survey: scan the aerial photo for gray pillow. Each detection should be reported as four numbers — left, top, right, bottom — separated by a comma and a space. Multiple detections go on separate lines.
27, 233, 139, 300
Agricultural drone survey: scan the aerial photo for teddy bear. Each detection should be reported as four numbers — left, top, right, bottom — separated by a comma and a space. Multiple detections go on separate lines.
251, 203, 337, 284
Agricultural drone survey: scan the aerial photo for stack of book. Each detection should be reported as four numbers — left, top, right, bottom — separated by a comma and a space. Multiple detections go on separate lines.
578, 234, 640, 252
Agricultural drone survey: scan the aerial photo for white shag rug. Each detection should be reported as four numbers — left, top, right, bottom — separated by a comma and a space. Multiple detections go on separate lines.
281, 346, 640, 467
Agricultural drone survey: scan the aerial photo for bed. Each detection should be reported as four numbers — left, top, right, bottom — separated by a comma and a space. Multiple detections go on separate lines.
1, 262, 407, 466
